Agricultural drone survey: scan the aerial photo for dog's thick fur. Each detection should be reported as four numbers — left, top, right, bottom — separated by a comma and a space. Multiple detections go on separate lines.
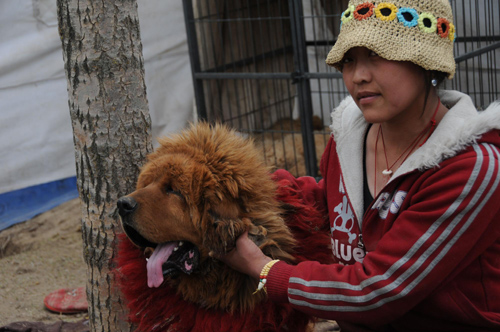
115, 123, 333, 331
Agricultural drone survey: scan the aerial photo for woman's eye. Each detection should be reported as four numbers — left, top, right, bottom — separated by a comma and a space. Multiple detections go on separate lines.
341, 57, 353, 64
370, 50, 379, 57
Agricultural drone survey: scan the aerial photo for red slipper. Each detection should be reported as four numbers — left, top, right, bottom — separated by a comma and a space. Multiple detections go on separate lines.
44, 287, 88, 314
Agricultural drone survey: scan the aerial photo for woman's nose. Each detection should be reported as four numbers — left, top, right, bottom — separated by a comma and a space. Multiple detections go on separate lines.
352, 61, 371, 85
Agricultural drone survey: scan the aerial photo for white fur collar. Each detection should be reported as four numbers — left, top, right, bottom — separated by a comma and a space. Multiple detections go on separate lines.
329, 90, 500, 221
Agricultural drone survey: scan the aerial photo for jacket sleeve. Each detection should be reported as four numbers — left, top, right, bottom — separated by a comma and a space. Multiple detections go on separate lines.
266, 143, 500, 326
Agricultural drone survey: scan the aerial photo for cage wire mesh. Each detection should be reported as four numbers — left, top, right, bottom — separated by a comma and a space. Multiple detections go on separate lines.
183, 0, 500, 177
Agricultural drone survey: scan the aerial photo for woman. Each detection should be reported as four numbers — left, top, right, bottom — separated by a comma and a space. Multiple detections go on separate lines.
221, 0, 500, 331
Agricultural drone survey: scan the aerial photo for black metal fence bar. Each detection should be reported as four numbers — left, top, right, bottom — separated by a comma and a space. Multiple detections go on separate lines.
182, 0, 208, 120
455, 41, 500, 63
194, 72, 293, 79
288, 0, 317, 176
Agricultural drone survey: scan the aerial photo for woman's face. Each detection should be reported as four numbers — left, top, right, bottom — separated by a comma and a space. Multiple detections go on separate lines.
342, 47, 427, 125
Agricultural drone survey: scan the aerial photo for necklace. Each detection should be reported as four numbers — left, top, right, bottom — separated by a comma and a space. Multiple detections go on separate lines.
373, 99, 441, 195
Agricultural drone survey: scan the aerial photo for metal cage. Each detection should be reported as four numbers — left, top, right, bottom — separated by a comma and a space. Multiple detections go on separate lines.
182, 0, 500, 177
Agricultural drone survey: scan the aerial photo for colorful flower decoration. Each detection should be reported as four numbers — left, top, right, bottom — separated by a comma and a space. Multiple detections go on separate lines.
354, 2, 374, 21
375, 2, 398, 21
418, 12, 437, 33
397, 7, 419, 27
448, 23, 456, 42
341, 5, 356, 25
437, 18, 450, 38
339, 3, 455, 43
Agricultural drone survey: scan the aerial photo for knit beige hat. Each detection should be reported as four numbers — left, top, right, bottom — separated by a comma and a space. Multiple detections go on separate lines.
326, 0, 456, 79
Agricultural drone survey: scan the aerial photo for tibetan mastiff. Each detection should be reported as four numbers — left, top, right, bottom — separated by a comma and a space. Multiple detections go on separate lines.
116, 123, 334, 331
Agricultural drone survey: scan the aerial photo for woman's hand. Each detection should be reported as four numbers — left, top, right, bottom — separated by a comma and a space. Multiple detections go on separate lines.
218, 230, 272, 279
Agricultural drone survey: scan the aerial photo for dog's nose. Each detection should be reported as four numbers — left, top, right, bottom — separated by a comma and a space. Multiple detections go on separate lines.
117, 196, 138, 217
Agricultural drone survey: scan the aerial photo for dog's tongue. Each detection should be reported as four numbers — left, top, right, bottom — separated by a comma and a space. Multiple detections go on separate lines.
146, 242, 176, 288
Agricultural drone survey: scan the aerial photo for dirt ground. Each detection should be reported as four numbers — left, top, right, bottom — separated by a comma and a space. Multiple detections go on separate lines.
0, 198, 88, 326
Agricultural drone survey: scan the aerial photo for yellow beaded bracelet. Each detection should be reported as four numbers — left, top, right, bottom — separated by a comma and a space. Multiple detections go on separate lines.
253, 259, 280, 295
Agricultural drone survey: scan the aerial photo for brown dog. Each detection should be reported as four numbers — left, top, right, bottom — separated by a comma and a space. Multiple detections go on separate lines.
116, 123, 337, 331
117, 122, 298, 313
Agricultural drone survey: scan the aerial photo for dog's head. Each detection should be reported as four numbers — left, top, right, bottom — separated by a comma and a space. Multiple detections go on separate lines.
117, 123, 295, 311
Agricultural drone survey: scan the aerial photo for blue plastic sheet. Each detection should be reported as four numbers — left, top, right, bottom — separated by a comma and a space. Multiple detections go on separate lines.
0, 177, 79, 232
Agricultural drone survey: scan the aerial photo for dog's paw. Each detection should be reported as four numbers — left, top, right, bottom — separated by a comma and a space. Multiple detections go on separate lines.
204, 217, 252, 256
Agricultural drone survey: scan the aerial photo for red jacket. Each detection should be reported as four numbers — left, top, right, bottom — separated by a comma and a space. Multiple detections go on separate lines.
266, 91, 500, 331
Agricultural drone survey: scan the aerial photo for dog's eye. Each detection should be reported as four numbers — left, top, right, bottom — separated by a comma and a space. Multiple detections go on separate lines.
165, 186, 183, 198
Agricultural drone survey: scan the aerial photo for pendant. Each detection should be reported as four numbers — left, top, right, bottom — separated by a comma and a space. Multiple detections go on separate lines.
382, 169, 393, 176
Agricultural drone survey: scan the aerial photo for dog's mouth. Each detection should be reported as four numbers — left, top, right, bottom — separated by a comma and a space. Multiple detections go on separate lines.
122, 224, 200, 288
146, 240, 200, 288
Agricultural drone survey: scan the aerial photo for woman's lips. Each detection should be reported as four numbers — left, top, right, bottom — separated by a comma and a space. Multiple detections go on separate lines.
358, 93, 379, 105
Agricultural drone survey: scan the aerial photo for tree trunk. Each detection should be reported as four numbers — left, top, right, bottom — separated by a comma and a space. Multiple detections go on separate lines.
57, 0, 153, 330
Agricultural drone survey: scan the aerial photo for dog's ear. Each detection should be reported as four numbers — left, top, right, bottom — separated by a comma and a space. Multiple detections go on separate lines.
221, 178, 239, 199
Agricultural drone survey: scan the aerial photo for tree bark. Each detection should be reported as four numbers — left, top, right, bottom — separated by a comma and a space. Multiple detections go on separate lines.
57, 0, 153, 330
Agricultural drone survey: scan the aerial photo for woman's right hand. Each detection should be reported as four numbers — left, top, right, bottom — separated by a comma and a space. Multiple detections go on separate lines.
218, 230, 272, 280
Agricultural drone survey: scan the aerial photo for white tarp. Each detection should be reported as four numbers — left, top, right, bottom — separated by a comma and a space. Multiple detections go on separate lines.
0, 0, 194, 195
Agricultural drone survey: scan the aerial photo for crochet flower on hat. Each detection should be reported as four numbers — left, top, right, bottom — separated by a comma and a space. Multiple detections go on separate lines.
354, 3, 374, 20
397, 8, 419, 27
375, 3, 398, 21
